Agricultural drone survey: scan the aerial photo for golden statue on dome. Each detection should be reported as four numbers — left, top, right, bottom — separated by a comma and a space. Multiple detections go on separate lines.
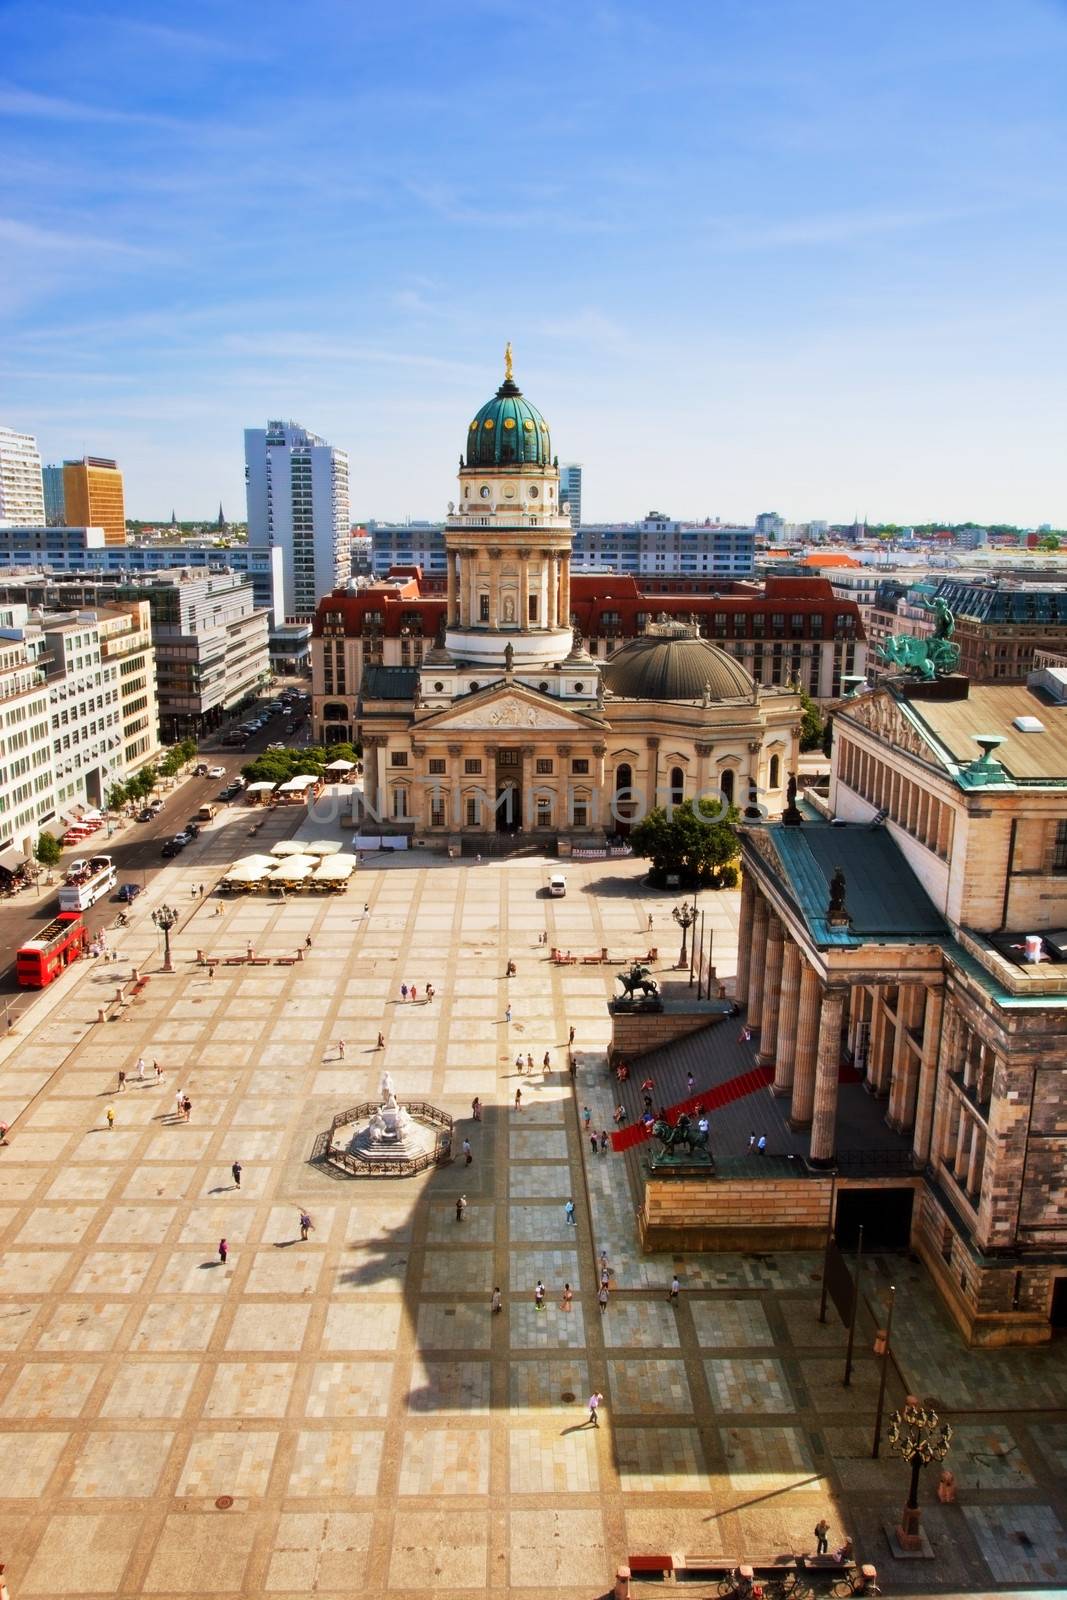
504, 341, 514, 382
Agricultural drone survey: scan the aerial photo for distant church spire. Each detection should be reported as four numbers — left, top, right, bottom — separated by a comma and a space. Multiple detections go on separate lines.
216, 501, 226, 530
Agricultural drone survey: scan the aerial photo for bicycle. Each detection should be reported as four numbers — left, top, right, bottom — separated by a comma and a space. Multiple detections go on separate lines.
717, 1573, 758, 1599
764, 1576, 813, 1600
831, 1575, 880, 1598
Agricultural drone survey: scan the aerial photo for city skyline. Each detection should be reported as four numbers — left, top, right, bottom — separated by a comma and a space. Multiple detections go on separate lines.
3, 1, 1066, 524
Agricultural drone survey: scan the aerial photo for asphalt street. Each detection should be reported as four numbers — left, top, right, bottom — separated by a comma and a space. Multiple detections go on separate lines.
0, 690, 311, 1010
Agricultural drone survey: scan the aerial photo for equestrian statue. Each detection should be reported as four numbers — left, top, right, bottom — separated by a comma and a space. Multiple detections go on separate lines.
876, 596, 960, 682
651, 1113, 711, 1161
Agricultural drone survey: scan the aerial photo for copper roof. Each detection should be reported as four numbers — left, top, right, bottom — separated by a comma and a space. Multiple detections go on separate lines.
907, 685, 1067, 783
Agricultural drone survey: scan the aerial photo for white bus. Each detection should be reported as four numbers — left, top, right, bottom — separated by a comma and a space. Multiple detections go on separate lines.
58, 855, 117, 912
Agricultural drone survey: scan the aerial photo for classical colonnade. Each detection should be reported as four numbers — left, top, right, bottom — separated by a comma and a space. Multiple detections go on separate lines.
445, 547, 572, 633
735, 875, 945, 1166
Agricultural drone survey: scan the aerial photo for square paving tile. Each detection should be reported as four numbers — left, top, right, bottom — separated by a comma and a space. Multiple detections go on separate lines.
100, 1360, 198, 1418
35, 1301, 130, 1352
614, 1426, 710, 1492
706, 1356, 796, 1414
720, 1425, 821, 1493
306, 1360, 394, 1418
608, 1357, 693, 1414
3, 1361, 101, 1417
176, 1429, 278, 1498
690, 1297, 774, 1348
225, 1302, 311, 1351
67, 1429, 174, 1497
131, 1301, 221, 1351
398, 1426, 490, 1494
415, 1302, 491, 1350
143, 1510, 257, 1592
509, 1302, 588, 1350
508, 1425, 598, 1493
0, 1430, 68, 1495
387, 1509, 488, 1589
508, 1359, 589, 1412
204, 1361, 297, 1417
68, 1250, 154, 1295
508, 1163, 572, 1198
22, 1511, 143, 1595
322, 1300, 403, 1352
508, 1508, 607, 1588
286, 1429, 384, 1496
601, 1301, 680, 1349
407, 1357, 491, 1413
266, 1510, 374, 1593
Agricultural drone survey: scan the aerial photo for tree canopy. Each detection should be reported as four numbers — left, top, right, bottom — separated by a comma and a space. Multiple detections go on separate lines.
629, 798, 741, 888
797, 685, 824, 752
35, 831, 62, 867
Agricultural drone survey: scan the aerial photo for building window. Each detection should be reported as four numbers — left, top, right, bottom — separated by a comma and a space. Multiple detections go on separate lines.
464, 758, 482, 775
479, 594, 490, 622
498, 749, 519, 766
536, 798, 552, 827
392, 788, 409, 818
390, 751, 408, 767
769, 753, 781, 789
466, 796, 480, 827
428, 758, 446, 775
1054, 819, 1067, 872
536, 758, 553, 775
430, 798, 446, 826
528, 594, 538, 622
572, 801, 588, 827
572, 759, 589, 774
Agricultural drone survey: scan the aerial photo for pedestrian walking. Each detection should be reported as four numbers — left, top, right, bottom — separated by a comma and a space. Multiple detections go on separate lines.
599, 1129, 609, 1154
117, 1070, 126, 1093
613, 1104, 626, 1126
598, 1284, 609, 1312
564, 1198, 576, 1226
136, 1057, 146, 1082
667, 1274, 680, 1304
300, 1211, 313, 1240
582, 1106, 592, 1129
686, 1071, 694, 1095
106, 1104, 115, 1130
757, 1134, 767, 1153
588, 1391, 603, 1426
425, 983, 434, 1002
814, 1520, 830, 1556
747, 1131, 756, 1153
738, 1025, 752, 1044
456, 1194, 467, 1222
154, 1060, 163, 1081
182, 1096, 192, 1121
231, 1160, 242, 1189
490, 1286, 502, 1314
462, 1137, 472, 1166
589, 1132, 598, 1156
471, 1096, 482, 1122
560, 1283, 573, 1311
647, 913, 654, 931
246, 942, 254, 961
410, 984, 417, 1003
305, 935, 312, 949
218, 1237, 228, 1264
526, 1053, 534, 1073
514, 1087, 522, 1110
400, 983, 408, 1003
337, 1038, 346, 1060
601, 1264, 610, 1291
199, 884, 205, 898
377, 1032, 385, 1049
515, 1052, 524, 1073
505, 1003, 512, 1023
542, 1050, 551, 1071
175, 1089, 184, 1119
568, 1025, 575, 1045
534, 1280, 545, 1312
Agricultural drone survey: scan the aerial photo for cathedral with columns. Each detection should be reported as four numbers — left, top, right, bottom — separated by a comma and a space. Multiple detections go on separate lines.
348, 351, 802, 838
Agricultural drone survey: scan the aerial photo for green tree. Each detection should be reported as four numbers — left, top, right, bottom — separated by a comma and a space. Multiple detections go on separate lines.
35, 831, 62, 868
629, 799, 741, 888
797, 686, 824, 752
1037, 533, 1061, 551
108, 781, 129, 811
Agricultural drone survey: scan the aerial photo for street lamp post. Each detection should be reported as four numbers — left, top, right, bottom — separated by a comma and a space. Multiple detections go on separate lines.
152, 904, 179, 974
672, 900, 697, 970
888, 1397, 952, 1552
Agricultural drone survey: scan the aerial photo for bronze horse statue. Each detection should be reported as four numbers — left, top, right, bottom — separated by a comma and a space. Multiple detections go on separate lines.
616, 963, 660, 1001
651, 1113, 710, 1158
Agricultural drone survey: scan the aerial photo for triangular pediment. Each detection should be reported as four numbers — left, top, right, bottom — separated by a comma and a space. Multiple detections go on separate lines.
842, 690, 946, 766
417, 683, 606, 733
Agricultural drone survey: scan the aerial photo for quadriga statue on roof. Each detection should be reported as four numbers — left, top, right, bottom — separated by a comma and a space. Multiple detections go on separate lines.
876, 596, 960, 681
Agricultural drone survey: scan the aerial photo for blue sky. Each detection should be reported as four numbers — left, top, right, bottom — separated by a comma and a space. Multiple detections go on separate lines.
2, 0, 1066, 524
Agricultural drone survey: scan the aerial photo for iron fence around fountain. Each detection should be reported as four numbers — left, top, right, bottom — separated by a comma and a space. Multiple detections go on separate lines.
325, 1099, 454, 1176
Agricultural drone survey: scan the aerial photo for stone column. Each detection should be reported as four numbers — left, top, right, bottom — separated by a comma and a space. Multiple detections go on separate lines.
810, 987, 847, 1164
561, 553, 571, 626
446, 549, 457, 625
789, 961, 822, 1129
518, 548, 531, 630
757, 917, 784, 1061
911, 986, 943, 1166
646, 736, 660, 811
867, 985, 890, 1096
488, 550, 502, 629
520, 745, 534, 831
887, 985, 922, 1132
592, 744, 607, 830
546, 555, 559, 629
747, 895, 770, 1027
734, 875, 756, 1007
468, 551, 479, 626
773, 939, 802, 1095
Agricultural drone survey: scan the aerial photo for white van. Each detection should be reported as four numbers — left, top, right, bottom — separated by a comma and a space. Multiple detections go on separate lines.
548, 874, 567, 898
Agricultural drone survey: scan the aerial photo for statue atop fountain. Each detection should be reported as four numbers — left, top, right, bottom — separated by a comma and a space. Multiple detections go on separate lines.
366, 1071, 413, 1146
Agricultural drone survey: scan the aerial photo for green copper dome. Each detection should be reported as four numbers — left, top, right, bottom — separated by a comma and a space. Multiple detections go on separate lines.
466, 376, 551, 469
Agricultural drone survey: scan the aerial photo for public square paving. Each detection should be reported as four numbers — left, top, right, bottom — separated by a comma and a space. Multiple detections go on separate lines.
0, 827, 1065, 1598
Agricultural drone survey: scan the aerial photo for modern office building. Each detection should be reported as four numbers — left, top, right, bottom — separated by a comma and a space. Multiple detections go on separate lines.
42, 465, 66, 526
62, 457, 126, 545
0, 620, 55, 870
94, 599, 161, 776
0, 525, 108, 566
571, 515, 756, 580
559, 462, 583, 529
368, 522, 446, 579
0, 571, 271, 742
0, 427, 46, 525
245, 420, 350, 620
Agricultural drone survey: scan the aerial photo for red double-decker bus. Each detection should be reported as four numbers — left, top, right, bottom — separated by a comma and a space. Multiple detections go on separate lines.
16, 912, 89, 988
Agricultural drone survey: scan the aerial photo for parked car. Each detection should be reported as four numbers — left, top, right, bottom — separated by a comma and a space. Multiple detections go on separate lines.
206, 765, 226, 779
548, 873, 567, 898
137, 808, 153, 822
193, 763, 208, 777
117, 883, 142, 903
183, 821, 201, 839
267, 741, 286, 751
148, 798, 164, 813
161, 837, 186, 858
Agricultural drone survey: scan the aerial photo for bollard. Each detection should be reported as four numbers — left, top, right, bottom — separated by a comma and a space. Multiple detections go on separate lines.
131, 967, 139, 983
97, 1007, 107, 1024
115, 987, 124, 1004
296, 947, 304, 961
614, 1567, 630, 1600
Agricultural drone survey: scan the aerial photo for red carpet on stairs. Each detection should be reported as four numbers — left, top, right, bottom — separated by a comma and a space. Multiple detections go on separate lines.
611, 1063, 773, 1152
